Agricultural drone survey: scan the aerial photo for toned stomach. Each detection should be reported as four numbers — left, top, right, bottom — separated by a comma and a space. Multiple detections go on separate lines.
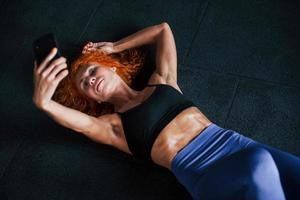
150, 106, 213, 169
109, 106, 212, 170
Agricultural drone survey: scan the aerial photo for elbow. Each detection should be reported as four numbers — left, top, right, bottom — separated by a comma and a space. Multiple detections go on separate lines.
150, 22, 172, 45
161, 22, 171, 30
156, 22, 170, 33
159, 22, 172, 36
154, 22, 171, 42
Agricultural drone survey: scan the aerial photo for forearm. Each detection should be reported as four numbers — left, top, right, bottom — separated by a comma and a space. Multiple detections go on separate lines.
113, 22, 166, 53
42, 100, 93, 134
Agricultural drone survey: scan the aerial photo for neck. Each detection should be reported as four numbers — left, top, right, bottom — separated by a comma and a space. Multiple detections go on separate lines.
106, 80, 141, 111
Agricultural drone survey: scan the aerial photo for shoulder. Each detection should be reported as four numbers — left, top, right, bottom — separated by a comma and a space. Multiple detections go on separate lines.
148, 71, 183, 93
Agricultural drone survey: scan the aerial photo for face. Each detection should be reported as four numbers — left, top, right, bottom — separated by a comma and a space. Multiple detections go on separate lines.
75, 62, 118, 102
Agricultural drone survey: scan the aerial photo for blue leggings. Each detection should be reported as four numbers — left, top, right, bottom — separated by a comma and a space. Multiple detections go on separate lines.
171, 123, 300, 200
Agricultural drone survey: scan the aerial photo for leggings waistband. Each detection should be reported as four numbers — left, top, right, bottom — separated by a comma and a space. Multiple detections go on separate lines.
171, 123, 254, 185
171, 123, 225, 171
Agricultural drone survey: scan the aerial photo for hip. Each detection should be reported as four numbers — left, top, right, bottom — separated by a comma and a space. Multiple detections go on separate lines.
170, 123, 255, 188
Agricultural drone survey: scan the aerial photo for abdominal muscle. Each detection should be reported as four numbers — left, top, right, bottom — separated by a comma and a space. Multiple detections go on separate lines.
109, 106, 213, 170
150, 106, 212, 169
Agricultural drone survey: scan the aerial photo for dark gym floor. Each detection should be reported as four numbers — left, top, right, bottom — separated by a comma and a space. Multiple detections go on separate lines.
0, 0, 299, 199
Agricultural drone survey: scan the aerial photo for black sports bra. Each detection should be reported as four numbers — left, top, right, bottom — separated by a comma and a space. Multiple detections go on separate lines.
116, 84, 196, 160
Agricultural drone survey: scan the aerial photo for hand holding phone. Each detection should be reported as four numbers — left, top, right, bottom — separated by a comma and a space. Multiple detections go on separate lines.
32, 47, 68, 110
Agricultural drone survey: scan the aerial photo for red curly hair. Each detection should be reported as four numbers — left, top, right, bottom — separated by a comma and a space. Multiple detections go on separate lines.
53, 47, 146, 117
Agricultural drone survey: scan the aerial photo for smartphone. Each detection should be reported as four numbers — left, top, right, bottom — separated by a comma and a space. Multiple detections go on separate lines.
32, 33, 61, 65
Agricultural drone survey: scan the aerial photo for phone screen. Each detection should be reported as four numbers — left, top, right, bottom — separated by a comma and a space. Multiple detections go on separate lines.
33, 33, 61, 65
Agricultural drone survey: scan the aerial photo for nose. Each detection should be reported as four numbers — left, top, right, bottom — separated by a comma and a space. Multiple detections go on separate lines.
89, 77, 96, 86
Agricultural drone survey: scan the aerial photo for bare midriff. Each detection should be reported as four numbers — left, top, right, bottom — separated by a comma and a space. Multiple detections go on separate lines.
110, 102, 213, 170
150, 106, 213, 170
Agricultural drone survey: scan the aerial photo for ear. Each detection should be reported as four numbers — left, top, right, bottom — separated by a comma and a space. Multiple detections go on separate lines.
111, 66, 116, 72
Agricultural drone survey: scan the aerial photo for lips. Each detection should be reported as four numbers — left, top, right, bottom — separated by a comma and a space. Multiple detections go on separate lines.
96, 78, 104, 93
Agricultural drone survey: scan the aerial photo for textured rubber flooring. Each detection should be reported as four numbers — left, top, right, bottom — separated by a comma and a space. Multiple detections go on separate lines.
0, 0, 299, 199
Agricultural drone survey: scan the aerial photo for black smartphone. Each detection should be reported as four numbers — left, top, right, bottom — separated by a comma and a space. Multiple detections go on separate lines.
32, 33, 61, 65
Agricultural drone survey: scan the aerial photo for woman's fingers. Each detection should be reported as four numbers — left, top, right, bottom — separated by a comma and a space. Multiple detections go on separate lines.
48, 62, 67, 80
32, 50, 69, 110
83, 42, 94, 50
82, 41, 111, 54
53, 68, 68, 85
42, 57, 66, 77
82, 47, 96, 54
37, 48, 58, 74
83, 41, 106, 50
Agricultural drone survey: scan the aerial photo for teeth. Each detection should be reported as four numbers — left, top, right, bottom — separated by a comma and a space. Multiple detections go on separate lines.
97, 79, 103, 92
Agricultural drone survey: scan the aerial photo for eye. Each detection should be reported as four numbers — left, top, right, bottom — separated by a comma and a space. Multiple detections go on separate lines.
83, 80, 89, 88
90, 67, 96, 75
82, 67, 96, 90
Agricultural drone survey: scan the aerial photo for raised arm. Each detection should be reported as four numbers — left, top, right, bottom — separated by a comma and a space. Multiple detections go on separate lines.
112, 22, 166, 53
42, 100, 112, 145
33, 48, 113, 145
113, 22, 177, 84
83, 22, 177, 84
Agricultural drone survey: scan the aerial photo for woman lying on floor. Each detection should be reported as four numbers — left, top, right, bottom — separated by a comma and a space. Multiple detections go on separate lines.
32, 22, 300, 200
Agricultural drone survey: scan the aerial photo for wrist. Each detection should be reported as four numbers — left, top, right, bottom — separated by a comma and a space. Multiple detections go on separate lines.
40, 100, 55, 112
112, 42, 121, 53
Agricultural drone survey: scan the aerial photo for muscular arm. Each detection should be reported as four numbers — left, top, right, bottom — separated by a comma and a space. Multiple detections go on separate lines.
113, 22, 177, 85
113, 22, 166, 53
42, 100, 112, 145
32, 48, 112, 145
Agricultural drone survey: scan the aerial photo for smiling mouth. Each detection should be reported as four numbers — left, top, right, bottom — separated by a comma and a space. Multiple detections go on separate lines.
96, 78, 104, 93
